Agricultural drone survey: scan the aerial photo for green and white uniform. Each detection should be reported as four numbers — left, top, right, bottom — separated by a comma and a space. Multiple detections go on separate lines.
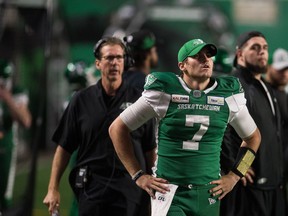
120, 72, 256, 215
146, 72, 244, 185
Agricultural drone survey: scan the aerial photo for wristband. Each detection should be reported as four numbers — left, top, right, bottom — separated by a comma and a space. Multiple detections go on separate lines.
132, 170, 145, 182
232, 147, 256, 178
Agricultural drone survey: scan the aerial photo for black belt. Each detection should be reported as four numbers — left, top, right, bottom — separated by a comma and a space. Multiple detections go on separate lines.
179, 183, 210, 189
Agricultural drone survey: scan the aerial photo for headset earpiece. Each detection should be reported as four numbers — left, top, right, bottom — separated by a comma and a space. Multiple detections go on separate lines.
93, 38, 107, 59
124, 44, 135, 70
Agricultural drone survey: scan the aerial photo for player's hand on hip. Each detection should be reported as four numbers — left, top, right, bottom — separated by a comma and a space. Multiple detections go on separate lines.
209, 171, 240, 200
135, 174, 170, 199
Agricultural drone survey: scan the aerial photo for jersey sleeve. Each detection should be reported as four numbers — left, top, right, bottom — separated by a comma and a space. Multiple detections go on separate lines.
224, 76, 246, 118
144, 72, 165, 91
229, 105, 257, 138
120, 96, 157, 131
144, 72, 178, 92
121, 72, 174, 130
143, 72, 175, 118
225, 77, 256, 139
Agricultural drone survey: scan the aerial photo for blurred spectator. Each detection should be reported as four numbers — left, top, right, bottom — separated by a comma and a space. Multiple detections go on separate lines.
123, 29, 159, 90
63, 61, 88, 110
0, 59, 32, 212
85, 64, 101, 86
65, 61, 88, 90
64, 60, 89, 216
266, 48, 288, 90
212, 47, 233, 77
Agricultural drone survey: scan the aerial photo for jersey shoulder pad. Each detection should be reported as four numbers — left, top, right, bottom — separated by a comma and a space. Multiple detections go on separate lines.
216, 76, 244, 94
144, 72, 179, 92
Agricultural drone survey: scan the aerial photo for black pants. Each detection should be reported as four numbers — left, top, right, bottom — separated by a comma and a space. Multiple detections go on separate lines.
78, 190, 137, 216
220, 183, 286, 216
76, 174, 149, 216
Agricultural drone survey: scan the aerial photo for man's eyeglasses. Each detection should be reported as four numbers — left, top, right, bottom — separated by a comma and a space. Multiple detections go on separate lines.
101, 55, 124, 62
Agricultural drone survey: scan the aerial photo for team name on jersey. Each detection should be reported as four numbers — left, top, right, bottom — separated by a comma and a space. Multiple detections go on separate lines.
207, 96, 225, 106
177, 104, 220, 111
172, 94, 189, 103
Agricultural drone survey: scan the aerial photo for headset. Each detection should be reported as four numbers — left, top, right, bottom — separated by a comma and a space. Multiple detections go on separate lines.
93, 37, 135, 70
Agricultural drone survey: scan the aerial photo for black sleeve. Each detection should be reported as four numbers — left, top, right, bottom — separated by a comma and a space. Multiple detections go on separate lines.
52, 93, 80, 154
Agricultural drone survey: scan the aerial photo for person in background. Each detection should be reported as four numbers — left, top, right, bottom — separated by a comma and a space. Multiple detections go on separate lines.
109, 38, 261, 216
212, 47, 233, 77
43, 37, 156, 216
220, 31, 286, 216
0, 59, 32, 212
63, 61, 88, 110
63, 60, 89, 216
266, 48, 288, 90
265, 48, 288, 212
122, 29, 159, 214
123, 29, 159, 90
85, 63, 102, 86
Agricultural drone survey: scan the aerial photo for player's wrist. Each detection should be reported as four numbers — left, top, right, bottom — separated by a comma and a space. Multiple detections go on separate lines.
232, 147, 256, 178
131, 170, 145, 182
228, 171, 241, 182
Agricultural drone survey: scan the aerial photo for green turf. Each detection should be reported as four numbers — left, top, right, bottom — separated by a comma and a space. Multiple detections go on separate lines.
12, 151, 74, 216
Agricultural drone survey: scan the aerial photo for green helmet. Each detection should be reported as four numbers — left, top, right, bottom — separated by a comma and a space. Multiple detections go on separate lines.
213, 48, 233, 74
64, 61, 87, 87
0, 59, 14, 79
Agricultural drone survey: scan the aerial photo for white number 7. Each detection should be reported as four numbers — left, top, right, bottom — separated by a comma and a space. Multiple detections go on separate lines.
183, 115, 210, 150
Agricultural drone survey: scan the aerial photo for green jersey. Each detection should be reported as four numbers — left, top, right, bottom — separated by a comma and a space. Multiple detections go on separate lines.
143, 72, 244, 185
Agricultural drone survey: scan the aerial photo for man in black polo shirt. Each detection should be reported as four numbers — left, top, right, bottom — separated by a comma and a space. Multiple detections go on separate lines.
43, 37, 156, 216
